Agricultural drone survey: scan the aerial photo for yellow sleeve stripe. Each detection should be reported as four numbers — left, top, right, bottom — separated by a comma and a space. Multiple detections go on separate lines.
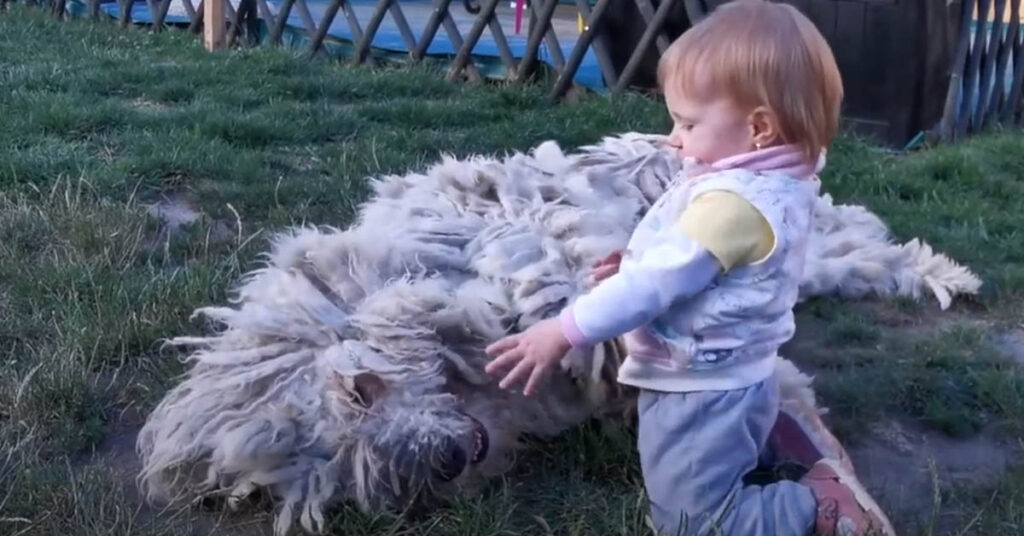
676, 190, 775, 272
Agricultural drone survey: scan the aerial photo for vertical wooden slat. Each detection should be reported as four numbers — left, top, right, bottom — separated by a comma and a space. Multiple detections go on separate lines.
341, 1, 368, 49
613, 0, 676, 93
941, 0, 976, 141
189, 0, 205, 33
145, 0, 159, 28
309, 0, 342, 56
983, 0, 1015, 125
1003, 11, 1024, 122
447, 0, 501, 81
552, 0, 614, 97
226, 0, 246, 47
515, 0, 560, 81
487, 14, 519, 74
681, 0, 705, 22
574, 0, 617, 88
257, 0, 274, 24
526, 0, 565, 70
976, 0, 1007, 129
440, 10, 481, 81
634, 0, 671, 54
178, 0, 196, 23
270, 0, 297, 45
294, 0, 319, 35
387, 2, 418, 53
119, 0, 132, 28
833, 1, 865, 115
153, 0, 173, 30
958, 0, 992, 136
354, 0, 392, 63
232, 0, 259, 46
414, 0, 454, 61
204, 0, 226, 50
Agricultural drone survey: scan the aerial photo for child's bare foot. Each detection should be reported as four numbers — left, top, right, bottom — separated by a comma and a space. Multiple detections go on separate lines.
799, 458, 895, 536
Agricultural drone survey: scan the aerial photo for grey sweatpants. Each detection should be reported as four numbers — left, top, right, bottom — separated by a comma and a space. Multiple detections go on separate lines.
636, 374, 818, 536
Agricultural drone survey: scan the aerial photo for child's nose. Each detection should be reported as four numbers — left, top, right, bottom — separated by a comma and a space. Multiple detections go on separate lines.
667, 129, 683, 148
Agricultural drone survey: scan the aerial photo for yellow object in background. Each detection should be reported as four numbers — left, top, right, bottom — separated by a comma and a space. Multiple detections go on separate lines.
577, 12, 584, 33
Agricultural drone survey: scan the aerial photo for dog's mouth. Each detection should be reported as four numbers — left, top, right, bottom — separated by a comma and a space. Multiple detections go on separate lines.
468, 415, 489, 464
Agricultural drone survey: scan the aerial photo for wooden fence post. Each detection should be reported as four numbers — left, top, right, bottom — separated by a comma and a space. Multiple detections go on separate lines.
205, 0, 225, 50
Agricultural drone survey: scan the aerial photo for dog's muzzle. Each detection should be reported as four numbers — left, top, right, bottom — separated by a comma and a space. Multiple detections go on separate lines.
433, 415, 489, 482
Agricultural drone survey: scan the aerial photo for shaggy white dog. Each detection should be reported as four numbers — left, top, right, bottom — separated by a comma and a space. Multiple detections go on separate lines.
136, 133, 981, 535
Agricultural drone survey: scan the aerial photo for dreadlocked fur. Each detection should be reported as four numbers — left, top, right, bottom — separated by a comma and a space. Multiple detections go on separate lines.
136, 133, 981, 535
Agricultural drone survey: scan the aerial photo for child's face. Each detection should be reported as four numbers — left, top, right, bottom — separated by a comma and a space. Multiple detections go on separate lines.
663, 84, 755, 165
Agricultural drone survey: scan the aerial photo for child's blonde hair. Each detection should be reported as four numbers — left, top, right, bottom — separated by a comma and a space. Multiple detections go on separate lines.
658, 0, 843, 162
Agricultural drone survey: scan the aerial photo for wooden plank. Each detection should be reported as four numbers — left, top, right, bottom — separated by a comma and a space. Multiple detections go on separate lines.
257, 0, 275, 23
515, 0, 561, 81
978, 0, 1008, 127
226, 0, 246, 47
204, 0, 225, 50
833, 1, 865, 114
634, 0, 671, 54
1000, 0, 1023, 120
990, 0, 1020, 121
553, 0, 615, 97
189, 0, 206, 31
145, 0, 159, 29
574, 0, 617, 87
526, 0, 565, 71
189, 0, 205, 33
959, 0, 993, 136
119, 0, 132, 28
488, 13, 520, 74
613, 0, 676, 93
447, 0, 502, 81
414, 0, 454, 61
807, 0, 837, 38
681, 0, 705, 22
942, 0, 976, 141
1004, 8, 1024, 121
178, 0, 196, 23
388, 1, 418, 53
153, 0, 173, 29
441, 10, 481, 81
270, 0, 297, 45
294, 0, 319, 35
354, 0, 392, 63
861, 1, 908, 143
309, 0, 343, 56
88, 0, 99, 18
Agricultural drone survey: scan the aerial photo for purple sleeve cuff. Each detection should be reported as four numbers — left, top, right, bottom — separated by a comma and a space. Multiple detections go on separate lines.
559, 306, 590, 349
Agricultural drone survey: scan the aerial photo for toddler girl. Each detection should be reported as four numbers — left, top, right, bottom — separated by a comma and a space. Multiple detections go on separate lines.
485, 1, 894, 535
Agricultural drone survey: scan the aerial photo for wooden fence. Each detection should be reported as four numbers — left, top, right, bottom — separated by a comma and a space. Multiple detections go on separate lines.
939, 0, 1024, 142
14, 0, 707, 99
3, 0, 1023, 145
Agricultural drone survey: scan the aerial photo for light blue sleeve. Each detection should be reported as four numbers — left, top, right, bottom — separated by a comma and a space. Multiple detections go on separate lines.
559, 225, 721, 348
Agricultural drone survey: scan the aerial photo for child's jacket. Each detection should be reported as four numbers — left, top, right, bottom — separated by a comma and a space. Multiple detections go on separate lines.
560, 145, 822, 392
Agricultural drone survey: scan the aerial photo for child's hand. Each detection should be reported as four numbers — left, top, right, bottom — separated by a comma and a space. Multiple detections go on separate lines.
484, 317, 571, 396
589, 250, 623, 285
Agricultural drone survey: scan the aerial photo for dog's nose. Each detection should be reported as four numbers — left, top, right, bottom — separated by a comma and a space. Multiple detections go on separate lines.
432, 439, 468, 482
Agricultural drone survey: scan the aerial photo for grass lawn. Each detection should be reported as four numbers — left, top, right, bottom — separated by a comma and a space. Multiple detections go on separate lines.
2, 5, 1024, 535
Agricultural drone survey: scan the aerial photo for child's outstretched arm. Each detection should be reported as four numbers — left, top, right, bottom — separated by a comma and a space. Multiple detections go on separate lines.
484, 190, 773, 396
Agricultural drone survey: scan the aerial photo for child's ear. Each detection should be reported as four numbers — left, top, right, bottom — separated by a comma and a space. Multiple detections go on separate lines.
748, 106, 779, 148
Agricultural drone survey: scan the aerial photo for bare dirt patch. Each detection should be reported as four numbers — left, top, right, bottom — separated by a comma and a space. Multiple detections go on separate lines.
849, 419, 1018, 533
